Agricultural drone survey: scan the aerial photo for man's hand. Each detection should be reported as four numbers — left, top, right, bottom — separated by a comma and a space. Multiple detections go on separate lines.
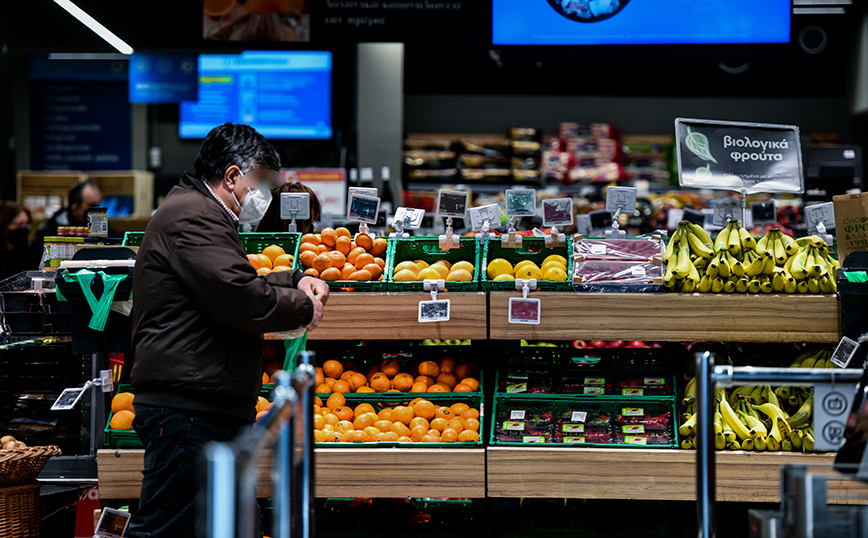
297, 277, 329, 306
306, 296, 324, 332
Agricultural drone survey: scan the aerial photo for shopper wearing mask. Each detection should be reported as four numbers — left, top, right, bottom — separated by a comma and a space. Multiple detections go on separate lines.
127, 123, 329, 538
0, 202, 42, 281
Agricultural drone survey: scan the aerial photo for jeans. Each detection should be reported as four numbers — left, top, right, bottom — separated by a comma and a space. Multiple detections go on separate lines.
125, 405, 262, 538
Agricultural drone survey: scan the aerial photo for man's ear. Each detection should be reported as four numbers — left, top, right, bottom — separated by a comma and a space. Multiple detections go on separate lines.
222, 165, 242, 192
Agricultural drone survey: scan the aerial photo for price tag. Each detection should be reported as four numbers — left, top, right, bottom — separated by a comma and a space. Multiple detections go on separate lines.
805, 202, 836, 234
467, 203, 500, 232
622, 408, 645, 417
571, 411, 587, 423
504, 421, 526, 431
506, 383, 527, 394
347, 193, 381, 224
348, 186, 378, 198
712, 205, 740, 227
751, 200, 776, 225
510, 410, 526, 420
631, 266, 647, 277
541, 198, 574, 227
622, 388, 644, 396
393, 207, 425, 229
830, 336, 859, 368
418, 299, 450, 323
590, 244, 607, 255
522, 436, 545, 443
436, 189, 469, 219
563, 437, 586, 444
562, 424, 585, 433
505, 189, 536, 216
624, 436, 648, 445
279, 192, 311, 220
605, 186, 638, 214
644, 377, 665, 385
584, 377, 605, 385
51, 387, 88, 411
509, 297, 541, 325
583, 387, 604, 395
622, 425, 646, 434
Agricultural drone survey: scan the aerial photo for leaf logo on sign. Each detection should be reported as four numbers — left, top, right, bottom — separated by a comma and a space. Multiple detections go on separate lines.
685, 126, 718, 164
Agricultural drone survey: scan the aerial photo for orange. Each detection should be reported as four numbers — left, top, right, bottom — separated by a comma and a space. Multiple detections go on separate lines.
315, 234, 322, 244
446, 269, 472, 282
314, 430, 327, 443
332, 380, 350, 394
263, 372, 270, 385
320, 268, 341, 281
110, 410, 135, 430
366, 365, 381, 381
450, 403, 470, 416
391, 422, 412, 437
314, 414, 325, 430
317, 244, 330, 254
392, 269, 417, 282
353, 414, 375, 430
463, 418, 480, 432
299, 242, 319, 255
410, 382, 429, 393
325, 378, 336, 388
426, 428, 441, 438
348, 430, 369, 443
410, 425, 428, 442
374, 420, 393, 432
446, 418, 465, 432
354, 403, 375, 416
354, 253, 374, 270
335, 227, 351, 239
363, 264, 383, 279
369, 373, 391, 392
436, 373, 458, 389
273, 254, 293, 267
374, 257, 386, 269
415, 375, 435, 388
299, 251, 317, 269
347, 373, 367, 392
420, 433, 441, 443
459, 377, 480, 391
454, 363, 473, 380
392, 373, 415, 392
333, 407, 353, 421
335, 236, 352, 256
312, 254, 332, 273
271, 266, 291, 272
322, 360, 343, 379
454, 383, 473, 393
434, 407, 454, 420
378, 431, 400, 442
349, 270, 373, 281
315, 383, 332, 394
262, 244, 286, 262
334, 420, 354, 434
203, 0, 237, 17
427, 384, 449, 393
314, 396, 323, 407
397, 436, 413, 443
460, 409, 480, 421
392, 406, 414, 425
409, 416, 430, 431
255, 396, 269, 413
111, 392, 135, 414
413, 400, 436, 420
440, 357, 456, 374
301, 233, 319, 245
320, 228, 338, 247
441, 429, 459, 442
340, 371, 354, 382
429, 263, 449, 279
380, 358, 400, 377
328, 250, 347, 269
458, 431, 479, 442
356, 233, 374, 251
247, 253, 267, 270
430, 418, 448, 432
377, 408, 394, 421
409, 397, 426, 407
418, 361, 440, 378
323, 414, 338, 427
387, 389, 401, 393
433, 260, 452, 271
256, 267, 272, 275
416, 267, 442, 281
356, 386, 375, 393
371, 237, 387, 256
363, 426, 382, 439
341, 264, 356, 280
347, 247, 366, 265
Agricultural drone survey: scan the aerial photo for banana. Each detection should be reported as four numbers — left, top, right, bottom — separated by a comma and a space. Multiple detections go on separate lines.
722, 420, 736, 444
784, 277, 797, 294
791, 248, 809, 279
780, 232, 799, 256
748, 386, 764, 405
744, 251, 765, 277
715, 223, 732, 253
754, 435, 767, 451
687, 229, 715, 259
720, 392, 753, 440
797, 280, 809, 294
674, 240, 694, 278
772, 232, 787, 265
768, 387, 782, 409
681, 437, 694, 450
736, 277, 750, 293
714, 407, 724, 435
705, 260, 719, 279
759, 275, 772, 294
742, 438, 755, 451
711, 277, 725, 293
786, 392, 813, 428
776, 416, 793, 440
679, 413, 697, 437
715, 432, 727, 450
803, 431, 814, 452
743, 412, 768, 437
756, 233, 770, 256
762, 252, 776, 275
663, 228, 679, 262
717, 252, 731, 279
727, 221, 743, 257
688, 222, 714, 248
682, 278, 696, 293
747, 278, 761, 294
723, 279, 736, 293
684, 376, 697, 399
819, 274, 835, 294
791, 428, 803, 451
698, 275, 712, 293
806, 247, 822, 278
738, 225, 757, 251
727, 251, 744, 278
807, 277, 820, 294
755, 403, 787, 443
772, 272, 785, 292
727, 440, 741, 450
782, 439, 793, 451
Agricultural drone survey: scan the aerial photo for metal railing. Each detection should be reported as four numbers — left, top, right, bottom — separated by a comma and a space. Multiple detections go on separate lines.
694, 351, 865, 538
205, 351, 317, 538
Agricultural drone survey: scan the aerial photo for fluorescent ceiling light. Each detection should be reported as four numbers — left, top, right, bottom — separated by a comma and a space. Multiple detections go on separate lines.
52, 0, 134, 55
48, 53, 129, 60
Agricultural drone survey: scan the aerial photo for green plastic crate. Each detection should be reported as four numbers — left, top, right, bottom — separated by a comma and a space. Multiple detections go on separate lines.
104, 411, 143, 449
125, 232, 300, 271
481, 236, 573, 291
386, 237, 480, 292
122, 231, 143, 247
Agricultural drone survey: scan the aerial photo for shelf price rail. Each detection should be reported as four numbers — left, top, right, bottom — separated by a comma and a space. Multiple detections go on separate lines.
205, 352, 317, 538
693, 351, 864, 538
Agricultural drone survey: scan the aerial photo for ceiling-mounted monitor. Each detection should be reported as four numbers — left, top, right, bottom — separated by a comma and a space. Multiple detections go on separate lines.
493, 0, 792, 46
179, 50, 332, 140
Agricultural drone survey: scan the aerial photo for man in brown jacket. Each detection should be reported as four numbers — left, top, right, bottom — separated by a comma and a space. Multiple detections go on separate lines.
127, 123, 328, 538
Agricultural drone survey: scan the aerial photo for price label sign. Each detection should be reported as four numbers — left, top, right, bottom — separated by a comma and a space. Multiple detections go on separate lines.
436, 190, 469, 219
506, 189, 536, 217
675, 118, 804, 194
279, 192, 310, 220
467, 203, 500, 232
605, 186, 637, 214
509, 297, 541, 325
51, 387, 88, 411
712, 205, 740, 227
346, 193, 381, 224
805, 202, 836, 234
418, 299, 450, 323
542, 198, 574, 227
392, 207, 425, 229
751, 200, 776, 225
830, 336, 859, 368
348, 186, 378, 198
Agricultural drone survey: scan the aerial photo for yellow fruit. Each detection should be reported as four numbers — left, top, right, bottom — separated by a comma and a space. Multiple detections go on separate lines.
393, 269, 418, 282
486, 258, 513, 279
432, 260, 452, 270
543, 254, 567, 267
493, 274, 515, 281
428, 263, 449, 279
417, 267, 444, 281
541, 260, 567, 274
515, 264, 543, 280
513, 260, 538, 275
542, 266, 568, 281
450, 261, 474, 274
394, 261, 420, 275
446, 269, 473, 282
413, 260, 430, 269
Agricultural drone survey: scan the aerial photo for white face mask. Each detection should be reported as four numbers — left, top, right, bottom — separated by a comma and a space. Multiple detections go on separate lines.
232, 172, 273, 224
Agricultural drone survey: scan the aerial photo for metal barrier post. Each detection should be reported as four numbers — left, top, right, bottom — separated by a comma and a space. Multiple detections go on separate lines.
296, 352, 316, 538
695, 351, 716, 538
205, 443, 236, 538
273, 372, 293, 538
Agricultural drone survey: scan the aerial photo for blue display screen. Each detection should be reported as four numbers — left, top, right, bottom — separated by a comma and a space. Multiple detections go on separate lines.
493, 0, 791, 46
179, 51, 332, 140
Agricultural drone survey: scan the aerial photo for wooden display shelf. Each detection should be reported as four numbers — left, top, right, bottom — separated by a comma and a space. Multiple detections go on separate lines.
97, 447, 485, 499
489, 292, 841, 343
266, 292, 487, 341
487, 447, 866, 504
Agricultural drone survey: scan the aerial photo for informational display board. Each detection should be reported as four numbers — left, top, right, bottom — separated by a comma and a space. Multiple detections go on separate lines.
129, 53, 198, 103
675, 118, 804, 195
283, 168, 346, 217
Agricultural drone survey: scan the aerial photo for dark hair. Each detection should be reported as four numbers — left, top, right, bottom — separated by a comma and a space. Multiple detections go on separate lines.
0, 201, 31, 250
68, 179, 97, 208
193, 123, 281, 184
255, 182, 321, 234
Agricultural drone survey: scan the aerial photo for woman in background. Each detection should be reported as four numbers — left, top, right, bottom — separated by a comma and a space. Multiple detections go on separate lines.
0, 202, 42, 280
255, 181, 321, 234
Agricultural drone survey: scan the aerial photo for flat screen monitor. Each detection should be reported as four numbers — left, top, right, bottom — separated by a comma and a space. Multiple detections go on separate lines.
179, 51, 332, 140
493, 0, 792, 46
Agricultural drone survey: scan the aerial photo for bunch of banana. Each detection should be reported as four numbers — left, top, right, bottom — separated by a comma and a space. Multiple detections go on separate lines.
785, 236, 839, 294
662, 221, 715, 292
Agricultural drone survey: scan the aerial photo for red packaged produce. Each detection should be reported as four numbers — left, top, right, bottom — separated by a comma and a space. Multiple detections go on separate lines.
613, 432, 673, 446
615, 376, 672, 396
554, 430, 614, 444
614, 410, 672, 432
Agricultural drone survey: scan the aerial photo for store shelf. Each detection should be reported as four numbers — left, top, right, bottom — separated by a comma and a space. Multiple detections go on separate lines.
489, 292, 841, 343
97, 447, 486, 499
487, 447, 866, 504
267, 292, 488, 341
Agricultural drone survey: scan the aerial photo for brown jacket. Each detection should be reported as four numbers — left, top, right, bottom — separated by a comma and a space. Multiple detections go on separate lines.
130, 172, 312, 420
